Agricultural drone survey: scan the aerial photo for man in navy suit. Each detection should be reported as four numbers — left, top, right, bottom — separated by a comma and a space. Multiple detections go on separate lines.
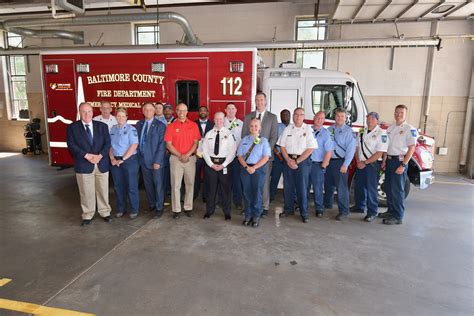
194, 106, 214, 201
136, 102, 167, 218
66, 102, 112, 226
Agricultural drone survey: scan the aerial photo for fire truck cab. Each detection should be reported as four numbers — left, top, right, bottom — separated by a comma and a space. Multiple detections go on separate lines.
258, 62, 435, 203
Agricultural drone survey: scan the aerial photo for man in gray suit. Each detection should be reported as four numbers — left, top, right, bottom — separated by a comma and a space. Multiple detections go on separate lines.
242, 92, 278, 217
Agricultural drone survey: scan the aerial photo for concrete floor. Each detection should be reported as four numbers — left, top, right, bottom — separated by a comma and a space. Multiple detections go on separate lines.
0, 154, 473, 315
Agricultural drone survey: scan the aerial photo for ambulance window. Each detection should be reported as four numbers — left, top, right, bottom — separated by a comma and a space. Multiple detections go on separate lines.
176, 81, 199, 111
312, 85, 351, 121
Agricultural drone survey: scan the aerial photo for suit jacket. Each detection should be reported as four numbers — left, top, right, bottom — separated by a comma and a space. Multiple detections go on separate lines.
136, 118, 166, 169
195, 119, 214, 138
242, 111, 279, 149
66, 120, 111, 173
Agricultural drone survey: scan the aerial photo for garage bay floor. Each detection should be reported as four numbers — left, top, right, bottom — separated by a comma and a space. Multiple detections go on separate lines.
0, 154, 473, 315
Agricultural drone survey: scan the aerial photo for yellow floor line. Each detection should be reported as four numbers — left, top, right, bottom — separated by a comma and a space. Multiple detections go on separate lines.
0, 279, 12, 287
0, 298, 94, 315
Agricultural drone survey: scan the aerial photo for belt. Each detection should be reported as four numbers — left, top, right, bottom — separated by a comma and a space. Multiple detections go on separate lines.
114, 156, 123, 160
387, 155, 402, 159
289, 154, 301, 160
247, 163, 255, 167
330, 158, 343, 161
211, 157, 226, 165
312, 161, 322, 163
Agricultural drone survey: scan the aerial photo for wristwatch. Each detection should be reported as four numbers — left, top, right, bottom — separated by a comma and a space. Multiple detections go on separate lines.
401, 162, 407, 167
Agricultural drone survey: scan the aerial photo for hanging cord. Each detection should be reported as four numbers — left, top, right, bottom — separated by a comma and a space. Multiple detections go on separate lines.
156, 0, 160, 48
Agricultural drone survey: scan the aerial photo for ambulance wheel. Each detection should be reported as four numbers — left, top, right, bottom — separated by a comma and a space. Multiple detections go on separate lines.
34, 149, 41, 155
21, 148, 28, 155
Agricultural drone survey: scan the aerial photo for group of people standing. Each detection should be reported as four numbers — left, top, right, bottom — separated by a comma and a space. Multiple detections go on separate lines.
66, 94, 417, 228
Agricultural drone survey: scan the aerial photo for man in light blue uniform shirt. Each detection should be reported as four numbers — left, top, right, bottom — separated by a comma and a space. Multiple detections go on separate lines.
324, 108, 356, 220
270, 109, 290, 202
309, 111, 334, 217
109, 107, 140, 218
237, 118, 272, 228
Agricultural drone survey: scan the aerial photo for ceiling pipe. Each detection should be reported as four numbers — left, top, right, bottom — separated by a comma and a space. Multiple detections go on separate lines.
0, 37, 442, 56
0, 11, 202, 45
6, 26, 83, 43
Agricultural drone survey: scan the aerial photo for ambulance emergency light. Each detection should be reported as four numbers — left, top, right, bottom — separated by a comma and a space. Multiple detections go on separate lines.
45, 64, 59, 74
76, 64, 90, 73
151, 63, 165, 73
230, 62, 244, 73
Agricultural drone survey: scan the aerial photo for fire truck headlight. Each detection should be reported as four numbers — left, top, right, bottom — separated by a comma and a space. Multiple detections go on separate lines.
420, 150, 434, 170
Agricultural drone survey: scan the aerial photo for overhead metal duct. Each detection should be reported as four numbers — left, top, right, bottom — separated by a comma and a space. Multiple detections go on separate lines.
6, 27, 83, 43
0, 11, 201, 45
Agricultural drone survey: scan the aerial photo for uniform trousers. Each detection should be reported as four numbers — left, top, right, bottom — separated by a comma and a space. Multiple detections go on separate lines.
76, 164, 111, 220
194, 157, 207, 200
230, 157, 243, 207
385, 159, 408, 220
269, 156, 284, 201
110, 154, 139, 214
241, 164, 267, 220
308, 161, 325, 214
282, 158, 312, 218
324, 158, 350, 216
354, 161, 381, 216
205, 164, 232, 216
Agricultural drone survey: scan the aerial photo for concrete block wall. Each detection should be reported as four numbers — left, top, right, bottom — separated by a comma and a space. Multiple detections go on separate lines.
0, 2, 471, 173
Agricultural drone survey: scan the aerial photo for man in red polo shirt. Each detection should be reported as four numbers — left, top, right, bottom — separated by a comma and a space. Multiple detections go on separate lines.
164, 103, 201, 219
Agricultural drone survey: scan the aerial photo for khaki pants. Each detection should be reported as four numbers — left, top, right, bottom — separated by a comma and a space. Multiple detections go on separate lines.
170, 155, 196, 213
76, 165, 111, 220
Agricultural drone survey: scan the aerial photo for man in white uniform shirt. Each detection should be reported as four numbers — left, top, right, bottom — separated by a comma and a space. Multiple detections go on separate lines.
277, 108, 317, 223
224, 102, 244, 210
380, 104, 417, 225
352, 112, 388, 222
202, 112, 236, 220
93, 101, 117, 132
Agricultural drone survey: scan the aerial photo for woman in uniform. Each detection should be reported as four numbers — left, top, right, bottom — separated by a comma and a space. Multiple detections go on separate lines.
237, 118, 271, 227
109, 107, 140, 219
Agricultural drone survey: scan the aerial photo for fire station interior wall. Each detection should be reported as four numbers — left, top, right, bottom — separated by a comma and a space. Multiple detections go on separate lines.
0, 1, 471, 174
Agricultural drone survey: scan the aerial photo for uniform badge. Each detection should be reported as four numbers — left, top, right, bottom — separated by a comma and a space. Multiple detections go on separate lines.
372, 134, 376, 139
224, 135, 228, 139
303, 133, 306, 137
399, 131, 404, 135
381, 135, 387, 143
410, 129, 417, 137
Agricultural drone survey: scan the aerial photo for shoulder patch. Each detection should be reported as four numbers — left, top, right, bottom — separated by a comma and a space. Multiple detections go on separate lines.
410, 129, 417, 137
381, 135, 387, 143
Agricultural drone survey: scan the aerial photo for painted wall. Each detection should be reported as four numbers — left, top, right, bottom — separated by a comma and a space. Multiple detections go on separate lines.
0, 2, 471, 173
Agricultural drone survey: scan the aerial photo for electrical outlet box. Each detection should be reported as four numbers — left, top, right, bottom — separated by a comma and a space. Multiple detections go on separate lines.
437, 147, 448, 156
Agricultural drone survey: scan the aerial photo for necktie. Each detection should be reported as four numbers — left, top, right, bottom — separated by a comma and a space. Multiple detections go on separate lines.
214, 130, 220, 155
140, 121, 148, 152
85, 124, 93, 145
257, 113, 262, 121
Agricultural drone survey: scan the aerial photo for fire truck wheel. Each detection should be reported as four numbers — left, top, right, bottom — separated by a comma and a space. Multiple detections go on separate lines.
21, 148, 28, 155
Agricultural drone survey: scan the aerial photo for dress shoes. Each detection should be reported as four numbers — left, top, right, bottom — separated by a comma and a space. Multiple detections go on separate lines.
315, 212, 323, 218
184, 210, 193, 217
154, 210, 163, 219
81, 219, 92, 226
335, 214, 348, 221
378, 210, 392, 219
102, 216, 112, 223
364, 215, 376, 222
302, 217, 309, 223
252, 219, 260, 227
279, 212, 294, 218
242, 219, 252, 226
129, 213, 138, 220
115, 212, 125, 218
225, 215, 231, 221
203, 213, 212, 219
383, 217, 403, 225
173, 212, 181, 219
261, 209, 268, 218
